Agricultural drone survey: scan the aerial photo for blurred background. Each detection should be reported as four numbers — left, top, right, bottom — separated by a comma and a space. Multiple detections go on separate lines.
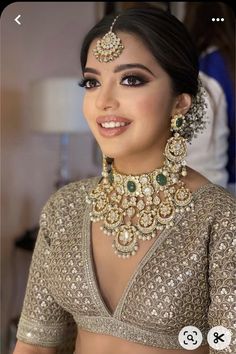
1, 2, 235, 353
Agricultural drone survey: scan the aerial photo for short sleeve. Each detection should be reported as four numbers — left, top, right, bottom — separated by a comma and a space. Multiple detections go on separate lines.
207, 198, 236, 353
16, 201, 77, 351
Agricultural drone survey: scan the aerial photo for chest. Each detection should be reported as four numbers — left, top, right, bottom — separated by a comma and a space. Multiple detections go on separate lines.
49, 203, 209, 327
91, 220, 157, 314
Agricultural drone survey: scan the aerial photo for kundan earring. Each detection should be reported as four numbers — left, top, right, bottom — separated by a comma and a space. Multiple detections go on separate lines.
166, 113, 188, 177
171, 113, 186, 132
102, 154, 110, 184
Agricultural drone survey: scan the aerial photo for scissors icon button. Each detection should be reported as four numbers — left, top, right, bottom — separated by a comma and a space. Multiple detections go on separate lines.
214, 331, 225, 343
207, 326, 231, 350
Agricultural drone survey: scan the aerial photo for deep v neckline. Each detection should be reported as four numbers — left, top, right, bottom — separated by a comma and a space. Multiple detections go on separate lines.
82, 177, 214, 319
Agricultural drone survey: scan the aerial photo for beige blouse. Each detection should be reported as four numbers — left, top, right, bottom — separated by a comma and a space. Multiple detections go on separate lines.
16, 176, 236, 353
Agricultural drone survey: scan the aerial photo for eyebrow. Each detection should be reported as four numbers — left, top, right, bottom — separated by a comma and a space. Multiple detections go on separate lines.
83, 63, 155, 77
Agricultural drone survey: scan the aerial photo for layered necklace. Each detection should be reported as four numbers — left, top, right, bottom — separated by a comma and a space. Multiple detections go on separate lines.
85, 132, 194, 259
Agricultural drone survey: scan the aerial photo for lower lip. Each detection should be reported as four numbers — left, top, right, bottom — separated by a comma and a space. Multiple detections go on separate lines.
97, 123, 131, 137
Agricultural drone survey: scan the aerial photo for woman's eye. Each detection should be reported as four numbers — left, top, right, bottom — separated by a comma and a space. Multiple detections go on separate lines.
121, 75, 146, 86
78, 78, 99, 89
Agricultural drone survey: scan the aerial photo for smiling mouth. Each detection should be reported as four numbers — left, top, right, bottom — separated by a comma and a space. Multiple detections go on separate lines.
99, 121, 131, 128
97, 120, 132, 137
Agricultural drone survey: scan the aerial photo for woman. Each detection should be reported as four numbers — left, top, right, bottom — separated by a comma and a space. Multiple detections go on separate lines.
14, 7, 235, 354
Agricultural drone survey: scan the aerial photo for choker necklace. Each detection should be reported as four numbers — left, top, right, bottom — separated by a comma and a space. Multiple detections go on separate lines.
85, 133, 194, 259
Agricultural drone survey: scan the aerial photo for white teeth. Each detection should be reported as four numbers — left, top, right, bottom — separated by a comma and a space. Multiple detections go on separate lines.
101, 121, 128, 128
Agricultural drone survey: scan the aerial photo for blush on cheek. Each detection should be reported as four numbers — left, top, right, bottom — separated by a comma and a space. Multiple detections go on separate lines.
135, 97, 166, 118
139, 89, 173, 116
133, 97, 153, 113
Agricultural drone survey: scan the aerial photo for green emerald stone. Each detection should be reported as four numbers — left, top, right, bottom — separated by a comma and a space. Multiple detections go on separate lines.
108, 172, 114, 184
176, 117, 183, 128
156, 173, 167, 186
127, 180, 136, 192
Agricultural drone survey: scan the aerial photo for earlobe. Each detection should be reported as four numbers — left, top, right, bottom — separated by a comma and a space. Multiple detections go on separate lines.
173, 93, 192, 116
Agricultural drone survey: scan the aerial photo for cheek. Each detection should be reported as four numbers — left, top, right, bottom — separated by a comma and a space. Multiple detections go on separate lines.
133, 92, 171, 122
136, 96, 158, 115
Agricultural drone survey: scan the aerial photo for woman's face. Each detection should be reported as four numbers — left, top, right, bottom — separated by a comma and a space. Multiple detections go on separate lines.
82, 32, 179, 164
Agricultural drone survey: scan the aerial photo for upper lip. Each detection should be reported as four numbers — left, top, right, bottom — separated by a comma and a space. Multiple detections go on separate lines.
96, 116, 132, 124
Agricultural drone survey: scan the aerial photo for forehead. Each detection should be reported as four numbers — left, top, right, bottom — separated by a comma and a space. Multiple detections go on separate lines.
85, 32, 163, 73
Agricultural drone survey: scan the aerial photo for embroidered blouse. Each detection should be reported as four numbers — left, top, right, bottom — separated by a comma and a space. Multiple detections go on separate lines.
16, 176, 236, 353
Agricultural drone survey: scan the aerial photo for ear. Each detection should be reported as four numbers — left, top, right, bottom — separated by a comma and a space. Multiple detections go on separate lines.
171, 93, 192, 116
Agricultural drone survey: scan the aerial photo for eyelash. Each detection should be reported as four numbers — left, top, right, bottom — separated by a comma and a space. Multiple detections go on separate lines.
78, 74, 148, 90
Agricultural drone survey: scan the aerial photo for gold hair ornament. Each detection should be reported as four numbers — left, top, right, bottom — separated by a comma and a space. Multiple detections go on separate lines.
93, 15, 124, 63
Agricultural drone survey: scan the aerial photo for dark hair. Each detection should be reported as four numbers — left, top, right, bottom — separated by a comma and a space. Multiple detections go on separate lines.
80, 7, 199, 97
183, 2, 235, 80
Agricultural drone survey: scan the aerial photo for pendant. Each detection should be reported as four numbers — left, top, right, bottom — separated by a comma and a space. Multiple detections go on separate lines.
93, 31, 124, 63
90, 194, 108, 221
156, 201, 175, 224
103, 205, 123, 231
174, 186, 192, 206
112, 224, 139, 258
136, 209, 157, 239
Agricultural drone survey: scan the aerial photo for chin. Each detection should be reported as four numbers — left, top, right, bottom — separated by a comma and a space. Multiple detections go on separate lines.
98, 145, 124, 160
100, 151, 117, 160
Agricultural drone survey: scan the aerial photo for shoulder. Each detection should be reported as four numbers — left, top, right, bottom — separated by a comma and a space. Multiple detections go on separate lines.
185, 167, 236, 214
184, 166, 210, 191
195, 182, 236, 209
39, 176, 101, 229
44, 176, 100, 207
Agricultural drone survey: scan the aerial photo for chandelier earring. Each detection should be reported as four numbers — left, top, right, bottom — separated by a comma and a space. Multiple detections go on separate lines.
102, 154, 110, 184
166, 113, 188, 177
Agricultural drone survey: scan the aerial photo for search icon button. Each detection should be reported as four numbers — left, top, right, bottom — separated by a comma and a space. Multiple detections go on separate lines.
178, 326, 203, 350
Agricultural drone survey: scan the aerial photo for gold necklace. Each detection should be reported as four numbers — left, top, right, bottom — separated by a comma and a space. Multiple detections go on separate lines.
85, 135, 194, 259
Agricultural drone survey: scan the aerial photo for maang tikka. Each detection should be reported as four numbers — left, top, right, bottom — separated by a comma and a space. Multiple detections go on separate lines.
93, 15, 124, 62
86, 113, 194, 259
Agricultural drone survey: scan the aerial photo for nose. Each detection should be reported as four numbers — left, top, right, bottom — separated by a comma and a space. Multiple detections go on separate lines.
95, 84, 119, 111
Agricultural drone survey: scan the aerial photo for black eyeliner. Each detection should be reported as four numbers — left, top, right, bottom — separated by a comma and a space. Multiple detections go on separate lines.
78, 77, 99, 89
120, 73, 149, 87
78, 78, 86, 87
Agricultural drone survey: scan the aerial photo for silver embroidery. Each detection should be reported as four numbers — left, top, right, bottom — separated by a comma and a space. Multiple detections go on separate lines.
16, 178, 236, 353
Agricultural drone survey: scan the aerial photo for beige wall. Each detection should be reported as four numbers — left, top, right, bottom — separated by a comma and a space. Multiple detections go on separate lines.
1, 2, 100, 352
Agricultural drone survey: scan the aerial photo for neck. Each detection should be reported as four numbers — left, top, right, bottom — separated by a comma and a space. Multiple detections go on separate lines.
112, 149, 165, 175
